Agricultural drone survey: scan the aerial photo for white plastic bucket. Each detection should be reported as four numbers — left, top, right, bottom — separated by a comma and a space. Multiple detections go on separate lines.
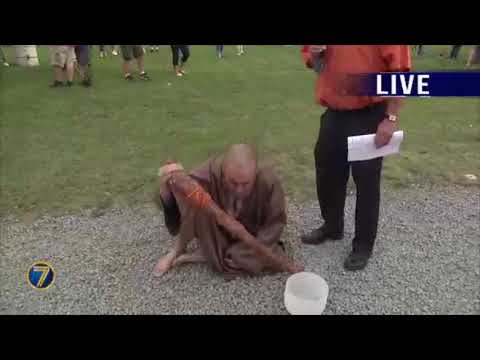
284, 272, 329, 315
14, 45, 39, 66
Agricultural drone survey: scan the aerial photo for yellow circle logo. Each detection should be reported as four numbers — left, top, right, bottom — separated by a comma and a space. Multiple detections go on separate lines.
27, 261, 56, 290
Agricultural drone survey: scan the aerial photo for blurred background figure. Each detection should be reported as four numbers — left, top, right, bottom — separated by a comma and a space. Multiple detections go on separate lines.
120, 45, 150, 81
466, 45, 480, 68
74, 45, 92, 87
237, 45, 245, 56
48, 45, 76, 87
149, 45, 160, 53
0, 45, 10, 66
449, 45, 462, 60
170, 45, 190, 77
413, 45, 424, 56
99, 45, 119, 58
216, 45, 224, 58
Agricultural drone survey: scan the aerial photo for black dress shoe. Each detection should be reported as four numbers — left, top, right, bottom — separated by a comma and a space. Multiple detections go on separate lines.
344, 251, 371, 271
301, 226, 343, 245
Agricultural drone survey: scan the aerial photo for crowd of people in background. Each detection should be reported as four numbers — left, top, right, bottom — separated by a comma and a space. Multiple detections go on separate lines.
216, 45, 245, 58
1, 45, 478, 88
43, 45, 247, 86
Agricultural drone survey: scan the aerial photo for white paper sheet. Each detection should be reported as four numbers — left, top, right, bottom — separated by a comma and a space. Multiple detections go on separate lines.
347, 131, 404, 162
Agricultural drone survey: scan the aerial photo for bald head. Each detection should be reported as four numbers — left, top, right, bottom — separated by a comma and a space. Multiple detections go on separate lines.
222, 144, 258, 199
223, 144, 257, 173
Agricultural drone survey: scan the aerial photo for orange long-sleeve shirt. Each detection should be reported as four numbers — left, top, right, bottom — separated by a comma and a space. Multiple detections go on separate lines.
301, 45, 412, 110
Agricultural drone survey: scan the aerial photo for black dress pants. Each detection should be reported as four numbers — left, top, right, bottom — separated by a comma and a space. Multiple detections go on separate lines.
314, 102, 387, 254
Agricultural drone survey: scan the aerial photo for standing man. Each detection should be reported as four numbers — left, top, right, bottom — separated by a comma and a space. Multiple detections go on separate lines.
48, 45, 76, 87
170, 45, 190, 76
120, 45, 150, 80
237, 45, 245, 56
449, 45, 462, 60
300, 45, 411, 271
216, 45, 224, 58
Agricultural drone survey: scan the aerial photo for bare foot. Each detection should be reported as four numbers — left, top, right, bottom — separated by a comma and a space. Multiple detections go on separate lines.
224, 257, 240, 270
153, 251, 177, 277
172, 249, 206, 267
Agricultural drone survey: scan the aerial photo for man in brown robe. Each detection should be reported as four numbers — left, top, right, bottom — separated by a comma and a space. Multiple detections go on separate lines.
153, 144, 287, 278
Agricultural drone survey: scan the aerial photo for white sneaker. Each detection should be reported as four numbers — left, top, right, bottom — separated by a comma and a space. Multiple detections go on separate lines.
112, 50, 118, 56
3, 62, 10, 67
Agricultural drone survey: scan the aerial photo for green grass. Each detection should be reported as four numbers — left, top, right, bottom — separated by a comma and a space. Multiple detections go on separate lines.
0, 45, 479, 217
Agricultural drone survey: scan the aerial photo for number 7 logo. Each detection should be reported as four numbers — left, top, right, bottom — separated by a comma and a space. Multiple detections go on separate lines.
33, 265, 50, 288
27, 261, 55, 290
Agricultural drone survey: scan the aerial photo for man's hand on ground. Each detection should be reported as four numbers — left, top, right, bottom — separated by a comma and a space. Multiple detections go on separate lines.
374, 118, 397, 148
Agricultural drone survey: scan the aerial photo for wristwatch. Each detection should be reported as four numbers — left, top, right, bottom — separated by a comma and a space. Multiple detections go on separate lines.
386, 114, 398, 123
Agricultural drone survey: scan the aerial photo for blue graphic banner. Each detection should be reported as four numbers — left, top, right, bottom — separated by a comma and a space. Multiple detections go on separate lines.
355, 72, 480, 97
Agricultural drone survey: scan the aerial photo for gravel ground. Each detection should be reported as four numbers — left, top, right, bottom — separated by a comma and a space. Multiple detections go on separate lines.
1, 185, 479, 315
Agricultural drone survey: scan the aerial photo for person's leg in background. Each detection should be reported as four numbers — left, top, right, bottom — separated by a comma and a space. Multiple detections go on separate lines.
449, 45, 462, 59
237, 45, 244, 55
74, 46, 81, 79
216, 45, 224, 58
417, 45, 423, 56
178, 45, 190, 74
49, 46, 67, 87
120, 45, 134, 80
466, 45, 480, 67
53, 65, 65, 85
99, 45, 106, 58
75, 45, 91, 87
64, 46, 75, 85
344, 104, 386, 270
0, 46, 10, 66
133, 45, 149, 80
112, 45, 119, 56
84, 45, 92, 85
171, 45, 182, 76
302, 109, 349, 245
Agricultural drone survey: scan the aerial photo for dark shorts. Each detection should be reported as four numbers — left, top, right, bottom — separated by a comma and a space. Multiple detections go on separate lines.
74, 45, 90, 66
120, 45, 144, 61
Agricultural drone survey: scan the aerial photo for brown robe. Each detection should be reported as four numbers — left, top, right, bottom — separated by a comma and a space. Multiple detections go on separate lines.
157, 156, 287, 276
